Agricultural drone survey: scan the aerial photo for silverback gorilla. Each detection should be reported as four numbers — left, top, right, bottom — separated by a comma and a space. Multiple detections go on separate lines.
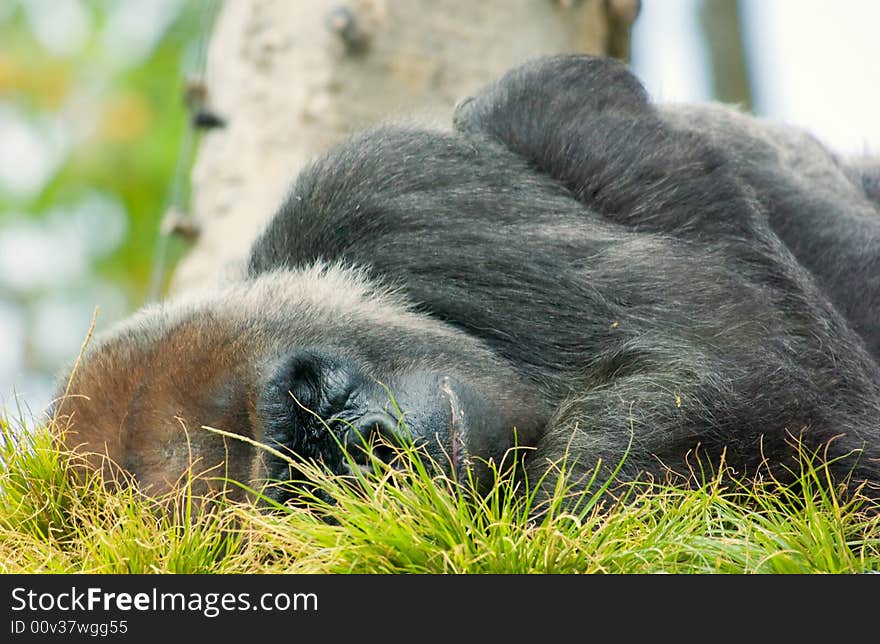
55, 55, 880, 506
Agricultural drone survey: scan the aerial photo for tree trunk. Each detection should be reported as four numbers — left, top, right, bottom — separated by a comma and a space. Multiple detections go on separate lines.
169, 0, 639, 293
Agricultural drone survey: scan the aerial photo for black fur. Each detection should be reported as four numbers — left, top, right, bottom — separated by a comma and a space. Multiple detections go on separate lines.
60, 55, 880, 507
248, 54, 880, 500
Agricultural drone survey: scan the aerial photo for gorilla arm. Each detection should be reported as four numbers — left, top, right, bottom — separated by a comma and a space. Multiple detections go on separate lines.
657, 102, 880, 359
454, 53, 880, 360
452, 54, 755, 240
453, 54, 880, 493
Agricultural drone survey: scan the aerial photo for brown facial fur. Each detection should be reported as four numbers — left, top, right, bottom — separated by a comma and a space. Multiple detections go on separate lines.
56, 310, 261, 499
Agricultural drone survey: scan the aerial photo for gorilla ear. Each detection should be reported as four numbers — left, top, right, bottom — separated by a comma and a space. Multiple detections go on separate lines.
453, 54, 650, 147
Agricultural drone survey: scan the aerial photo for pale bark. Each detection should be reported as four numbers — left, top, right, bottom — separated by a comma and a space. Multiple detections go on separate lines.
170, 0, 638, 293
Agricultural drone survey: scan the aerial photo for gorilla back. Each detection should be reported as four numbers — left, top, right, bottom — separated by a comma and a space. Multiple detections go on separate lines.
56, 55, 880, 506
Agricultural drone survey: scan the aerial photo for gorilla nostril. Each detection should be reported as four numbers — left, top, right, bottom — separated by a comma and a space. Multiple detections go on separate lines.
349, 412, 401, 463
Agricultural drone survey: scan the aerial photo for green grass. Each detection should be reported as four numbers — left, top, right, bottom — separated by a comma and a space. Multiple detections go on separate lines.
1, 411, 878, 574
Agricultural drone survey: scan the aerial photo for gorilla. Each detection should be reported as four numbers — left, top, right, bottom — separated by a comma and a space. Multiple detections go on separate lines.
54, 55, 880, 507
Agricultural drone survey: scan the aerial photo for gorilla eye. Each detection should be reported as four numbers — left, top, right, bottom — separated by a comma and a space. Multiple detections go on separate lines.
281, 354, 325, 411
269, 349, 360, 416
259, 348, 367, 438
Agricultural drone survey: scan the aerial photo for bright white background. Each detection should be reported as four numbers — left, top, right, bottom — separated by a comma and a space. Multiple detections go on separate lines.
631, 0, 880, 155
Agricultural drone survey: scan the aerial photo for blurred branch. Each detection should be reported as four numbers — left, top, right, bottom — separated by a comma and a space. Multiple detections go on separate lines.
604, 0, 641, 62
699, 0, 753, 110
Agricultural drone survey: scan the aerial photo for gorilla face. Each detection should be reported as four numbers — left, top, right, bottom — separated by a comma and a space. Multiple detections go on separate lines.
57, 265, 546, 501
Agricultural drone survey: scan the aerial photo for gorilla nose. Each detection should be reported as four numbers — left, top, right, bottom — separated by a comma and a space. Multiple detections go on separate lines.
347, 412, 404, 464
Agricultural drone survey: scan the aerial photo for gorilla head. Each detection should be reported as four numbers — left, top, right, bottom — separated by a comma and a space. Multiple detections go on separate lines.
55, 55, 880, 506
58, 265, 546, 499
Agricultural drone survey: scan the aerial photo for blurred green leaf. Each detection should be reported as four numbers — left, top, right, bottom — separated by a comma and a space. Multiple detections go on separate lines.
0, 0, 212, 302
